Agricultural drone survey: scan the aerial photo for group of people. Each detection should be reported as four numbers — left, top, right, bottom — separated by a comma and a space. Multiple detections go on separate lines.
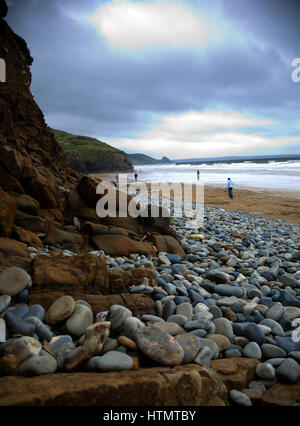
115, 171, 139, 184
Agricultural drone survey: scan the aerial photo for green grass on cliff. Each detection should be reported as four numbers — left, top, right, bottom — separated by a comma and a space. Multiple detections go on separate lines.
52, 128, 121, 162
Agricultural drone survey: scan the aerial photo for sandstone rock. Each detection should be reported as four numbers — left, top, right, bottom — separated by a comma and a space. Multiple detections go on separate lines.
0, 187, 17, 237
0, 267, 31, 296
32, 253, 109, 294
15, 194, 40, 215
0, 165, 24, 193
150, 235, 186, 259
135, 325, 184, 366
12, 226, 44, 248
0, 237, 29, 258
117, 336, 137, 351
44, 224, 83, 252
14, 211, 49, 234
211, 358, 260, 391
0, 365, 228, 406
45, 295, 76, 326
92, 234, 156, 257
262, 381, 300, 406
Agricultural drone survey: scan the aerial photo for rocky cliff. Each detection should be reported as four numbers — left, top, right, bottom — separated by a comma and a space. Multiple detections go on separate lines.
0, 12, 79, 210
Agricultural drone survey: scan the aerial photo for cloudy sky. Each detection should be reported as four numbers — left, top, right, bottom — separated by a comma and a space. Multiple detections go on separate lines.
6, 0, 300, 159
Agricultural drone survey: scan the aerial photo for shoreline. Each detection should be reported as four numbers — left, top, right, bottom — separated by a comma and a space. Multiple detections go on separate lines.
90, 173, 300, 225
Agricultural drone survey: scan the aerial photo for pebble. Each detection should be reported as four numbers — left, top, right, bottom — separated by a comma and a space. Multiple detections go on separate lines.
261, 343, 287, 360
109, 305, 132, 331
65, 304, 93, 337
244, 324, 265, 346
255, 362, 276, 380
0, 267, 32, 296
45, 296, 75, 326
97, 351, 133, 371
242, 342, 262, 359
230, 390, 252, 406
0, 295, 11, 315
276, 358, 300, 384
213, 318, 234, 341
135, 325, 184, 366
18, 350, 57, 376
175, 334, 201, 363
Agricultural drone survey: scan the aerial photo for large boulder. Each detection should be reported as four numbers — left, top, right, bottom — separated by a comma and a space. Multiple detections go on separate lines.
0, 237, 30, 273
262, 381, 300, 406
44, 224, 83, 252
32, 253, 109, 294
151, 234, 186, 259
0, 365, 228, 406
92, 234, 156, 257
11, 225, 44, 248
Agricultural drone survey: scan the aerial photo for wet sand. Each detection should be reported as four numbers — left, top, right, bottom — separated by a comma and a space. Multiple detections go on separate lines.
90, 173, 300, 225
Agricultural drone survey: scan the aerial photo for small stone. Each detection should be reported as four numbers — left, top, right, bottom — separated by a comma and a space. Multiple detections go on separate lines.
175, 334, 201, 364
255, 362, 276, 380
26, 316, 53, 341
176, 303, 193, 320
0, 295, 11, 314
261, 343, 287, 360
65, 304, 93, 337
167, 315, 188, 327
97, 351, 133, 371
109, 305, 132, 331
5, 311, 35, 336
117, 336, 137, 351
100, 337, 119, 355
244, 323, 265, 346
206, 334, 230, 351
276, 358, 300, 384
135, 325, 184, 366
266, 303, 285, 321
213, 318, 234, 341
1, 336, 41, 362
230, 389, 252, 406
152, 322, 185, 336
18, 351, 57, 376
242, 342, 262, 359
45, 296, 75, 326
193, 346, 212, 367
241, 388, 263, 402
123, 317, 145, 340
49, 335, 76, 370
233, 336, 249, 347
0, 267, 32, 296
24, 305, 45, 322
142, 314, 165, 323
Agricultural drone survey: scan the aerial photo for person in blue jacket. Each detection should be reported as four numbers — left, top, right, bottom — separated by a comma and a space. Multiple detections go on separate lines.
227, 178, 234, 199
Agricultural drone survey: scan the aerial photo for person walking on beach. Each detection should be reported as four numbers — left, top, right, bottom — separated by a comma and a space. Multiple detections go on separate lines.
134, 172, 138, 182
227, 178, 234, 199
115, 174, 119, 184
197, 170, 200, 180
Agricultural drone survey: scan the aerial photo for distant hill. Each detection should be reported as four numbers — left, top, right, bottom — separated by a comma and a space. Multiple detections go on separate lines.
174, 154, 300, 165
52, 129, 133, 173
129, 154, 173, 165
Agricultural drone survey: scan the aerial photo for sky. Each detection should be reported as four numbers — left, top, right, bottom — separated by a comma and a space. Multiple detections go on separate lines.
5, 0, 300, 159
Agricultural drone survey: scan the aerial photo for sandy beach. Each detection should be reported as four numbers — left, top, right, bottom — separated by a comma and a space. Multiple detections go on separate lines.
90, 173, 300, 225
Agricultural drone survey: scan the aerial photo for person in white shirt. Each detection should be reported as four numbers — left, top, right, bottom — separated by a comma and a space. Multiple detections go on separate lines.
226, 178, 234, 199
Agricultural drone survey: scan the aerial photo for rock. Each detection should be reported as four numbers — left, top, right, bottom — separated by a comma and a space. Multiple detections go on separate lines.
150, 235, 186, 260
0, 187, 17, 237
206, 334, 230, 352
4, 311, 35, 336
15, 194, 40, 215
283, 307, 300, 320
152, 322, 185, 336
193, 346, 212, 367
262, 381, 300, 406
18, 351, 57, 376
12, 226, 44, 248
49, 335, 76, 370
65, 304, 93, 337
117, 336, 137, 351
276, 358, 300, 384
266, 303, 285, 321
44, 225, 83, 252
260, 319, 285, 337
175, 334, 201, 363
26, 317, 53, 341
242, 388, 263, 402
0, 365, 228, 406
230, 389, 252, 406
261, 344, 287, 360
274, 336, 300, 353
244, 323, 265, 346
32, 253, 109, 295
216, 296, 246, 313
92, 234, 156, 257
0, 267, 31, 296
255, 362, 276, 380
176, 303, 193, 321
0, 336, 41, 363
109, 305, 132, 331
100, 337, 119, 355
242, 342, 262, 359
167, 315, 188, 327
135, 325, 184, 366
205, 270, 230, 284
123, 317, 145, 340
211, 358, 260, 391
96, 351, 133, 372
24, 305, 45, 322
45, 295, 76, 325
213, 318, 234, 341
214, 285, 244, 298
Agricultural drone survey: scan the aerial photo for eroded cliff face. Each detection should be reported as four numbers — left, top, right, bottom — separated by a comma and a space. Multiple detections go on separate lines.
0, 8, 79, 209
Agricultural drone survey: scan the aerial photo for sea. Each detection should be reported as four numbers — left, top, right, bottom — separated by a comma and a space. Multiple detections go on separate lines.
132, 160, 300, 192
